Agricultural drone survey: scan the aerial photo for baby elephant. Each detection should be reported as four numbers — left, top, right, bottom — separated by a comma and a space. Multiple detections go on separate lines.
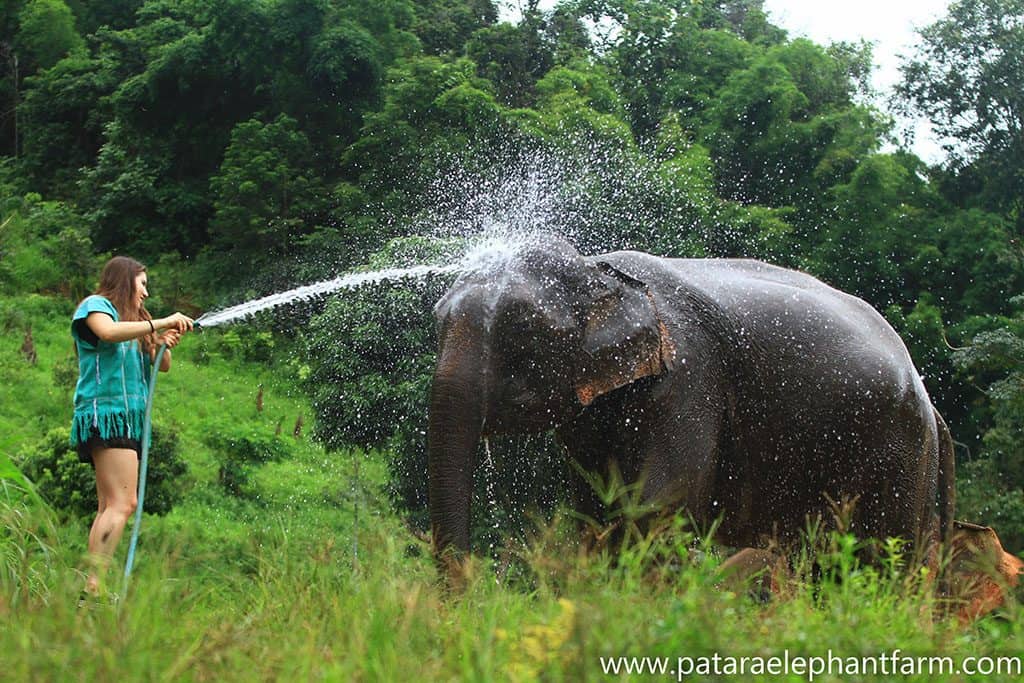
717, 522, 1023, 625
716, 548, 788, 601
947, 521, 1023, 625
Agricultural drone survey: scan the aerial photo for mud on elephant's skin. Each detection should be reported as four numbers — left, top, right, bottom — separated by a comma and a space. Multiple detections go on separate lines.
427, 235, 955, 574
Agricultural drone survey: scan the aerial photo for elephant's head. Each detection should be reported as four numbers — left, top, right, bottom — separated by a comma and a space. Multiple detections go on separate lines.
428, 234, 675, 564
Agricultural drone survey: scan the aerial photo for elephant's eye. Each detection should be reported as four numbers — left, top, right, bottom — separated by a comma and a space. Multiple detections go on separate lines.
511, 389, 536, 405
506, 376, 535, 405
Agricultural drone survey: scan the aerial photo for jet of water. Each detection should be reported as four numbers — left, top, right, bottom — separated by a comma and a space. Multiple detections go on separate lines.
194, 263, 460, 328
193, 226, 569, 329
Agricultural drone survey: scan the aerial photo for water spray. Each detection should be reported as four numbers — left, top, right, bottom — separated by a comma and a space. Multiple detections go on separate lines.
193, 264, 459, 329
190, 230, 564, 329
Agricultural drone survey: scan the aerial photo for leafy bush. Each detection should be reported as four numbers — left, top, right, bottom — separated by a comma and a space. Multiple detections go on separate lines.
303, 272, 443, 525
17, 429, 94, 518
142, 428, 190, 516
50, 353, 78, 393
205, 424, 294, 498
226, 330, 276, 363
958, 459, 1024, 554
187, 326, 278, 366
952, 306, 1024, 553
18, 425, 188, 519
0, 293, 70, 328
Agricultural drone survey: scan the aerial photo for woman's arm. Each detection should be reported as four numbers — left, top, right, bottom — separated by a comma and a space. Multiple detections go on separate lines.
86, 311, 193, 343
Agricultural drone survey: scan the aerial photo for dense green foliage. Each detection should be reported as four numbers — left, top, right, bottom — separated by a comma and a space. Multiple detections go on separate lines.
19, 425, 187, 518
895, 0, 1024, 230
1, 2, 1023, 672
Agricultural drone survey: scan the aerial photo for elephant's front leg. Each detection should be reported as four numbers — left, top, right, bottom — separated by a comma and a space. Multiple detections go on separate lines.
558, 424, 619, 551
637, 393, 728, 538
558, 388, 650, 550
560, 379, 728, 543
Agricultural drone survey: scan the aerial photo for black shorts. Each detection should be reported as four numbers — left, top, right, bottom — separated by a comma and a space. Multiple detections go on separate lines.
76, 429, 142, 465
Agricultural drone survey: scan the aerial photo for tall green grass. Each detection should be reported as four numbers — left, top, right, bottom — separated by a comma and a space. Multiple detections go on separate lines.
3, 492, 1022, 681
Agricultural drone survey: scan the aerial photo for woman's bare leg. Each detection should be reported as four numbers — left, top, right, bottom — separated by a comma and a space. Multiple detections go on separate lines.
86, 447, 138, 594
85, 478, 107, 595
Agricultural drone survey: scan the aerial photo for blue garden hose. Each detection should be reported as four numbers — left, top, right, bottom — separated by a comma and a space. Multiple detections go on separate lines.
123, 342, 168, 584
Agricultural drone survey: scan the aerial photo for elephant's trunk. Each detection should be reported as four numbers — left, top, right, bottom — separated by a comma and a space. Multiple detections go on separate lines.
428, 334, 486, 571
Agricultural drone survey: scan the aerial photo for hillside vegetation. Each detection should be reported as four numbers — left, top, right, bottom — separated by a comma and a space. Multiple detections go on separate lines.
2, 0, 1024, 678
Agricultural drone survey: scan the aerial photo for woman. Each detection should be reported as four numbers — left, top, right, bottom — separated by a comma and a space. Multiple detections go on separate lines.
71, 256, 193, 598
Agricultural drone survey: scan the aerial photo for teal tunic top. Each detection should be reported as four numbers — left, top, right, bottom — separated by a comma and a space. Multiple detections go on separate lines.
70, 295, 151, 447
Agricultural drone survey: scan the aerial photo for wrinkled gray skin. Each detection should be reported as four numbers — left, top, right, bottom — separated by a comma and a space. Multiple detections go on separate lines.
428, 235, 954, 568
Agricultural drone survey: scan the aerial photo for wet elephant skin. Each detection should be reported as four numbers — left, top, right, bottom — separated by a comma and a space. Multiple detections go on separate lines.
427, 235, 954, 566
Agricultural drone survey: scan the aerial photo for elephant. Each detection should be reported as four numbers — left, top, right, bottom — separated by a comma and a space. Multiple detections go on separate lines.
717, 522, 1024, 624
946, 521, 1023, 624
427, 234, 955, 575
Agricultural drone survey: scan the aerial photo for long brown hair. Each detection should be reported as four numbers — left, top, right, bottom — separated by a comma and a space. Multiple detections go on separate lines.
95, 256, 156, 354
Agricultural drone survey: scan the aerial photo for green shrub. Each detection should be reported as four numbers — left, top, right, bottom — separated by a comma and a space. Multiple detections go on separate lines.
186, 329, 216, 365
302, 242, 448, 528
50, 353, 78, 392
16, 429, 94, 518
144, 428, 190, 515
18, 425, 188, 519
191, 326, 275, 364
952, 312, 1024, 553
0, 301, 28, 334
206, 424, 293, 498
1, 294, 70, 333
957, 458, 1024, 554
218, 329, 245, 359
242, 331, 275, 362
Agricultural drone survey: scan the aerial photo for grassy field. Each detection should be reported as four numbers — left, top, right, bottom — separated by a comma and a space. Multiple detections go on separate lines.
2, 295, 1023, 681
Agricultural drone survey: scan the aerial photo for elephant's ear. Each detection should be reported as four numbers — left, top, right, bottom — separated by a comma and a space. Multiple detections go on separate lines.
575, 262, 676, 406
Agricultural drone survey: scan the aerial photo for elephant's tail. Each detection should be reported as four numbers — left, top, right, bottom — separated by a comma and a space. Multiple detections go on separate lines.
935, 407, 956, 547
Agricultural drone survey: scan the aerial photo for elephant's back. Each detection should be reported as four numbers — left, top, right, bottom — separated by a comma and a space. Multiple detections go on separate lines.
675, 259, 939, 539
677, 258, 906, 356
596, 252, 926, 399
592, 252, 939, 546
673, 258, 891, 336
